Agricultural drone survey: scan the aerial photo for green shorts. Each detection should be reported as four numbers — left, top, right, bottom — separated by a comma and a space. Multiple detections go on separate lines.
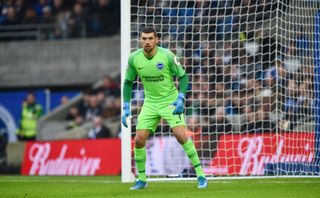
136, 101, 186, 133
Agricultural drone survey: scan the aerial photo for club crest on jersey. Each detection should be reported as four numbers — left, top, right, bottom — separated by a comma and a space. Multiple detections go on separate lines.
156, 62, 164, 70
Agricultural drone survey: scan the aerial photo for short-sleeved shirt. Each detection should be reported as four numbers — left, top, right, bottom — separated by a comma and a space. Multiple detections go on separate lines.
125, 46, 185, 103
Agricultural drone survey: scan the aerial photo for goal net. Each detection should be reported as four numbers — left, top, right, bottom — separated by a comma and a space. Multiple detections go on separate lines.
122, 0, 320, 181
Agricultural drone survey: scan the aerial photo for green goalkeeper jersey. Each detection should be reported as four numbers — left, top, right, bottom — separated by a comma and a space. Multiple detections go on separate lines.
125, 46, 186, 103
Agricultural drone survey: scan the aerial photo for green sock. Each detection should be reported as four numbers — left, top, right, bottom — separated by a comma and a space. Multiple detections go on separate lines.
134, 147, 147, 182
182, 139, 205, 178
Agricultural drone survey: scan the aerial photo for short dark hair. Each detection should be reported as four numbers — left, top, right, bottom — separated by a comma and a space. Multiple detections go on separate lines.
141, 26, 157, 37
27, 91, 35, 97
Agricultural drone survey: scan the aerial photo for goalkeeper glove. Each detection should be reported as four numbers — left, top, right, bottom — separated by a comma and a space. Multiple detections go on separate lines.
171, 93, 185, 115
121, 102, 131, 128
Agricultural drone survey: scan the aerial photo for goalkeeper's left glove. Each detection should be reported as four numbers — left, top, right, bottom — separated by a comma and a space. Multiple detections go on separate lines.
171, 93, 185, 115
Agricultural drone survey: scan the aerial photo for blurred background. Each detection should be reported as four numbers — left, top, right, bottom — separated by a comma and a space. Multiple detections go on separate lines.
0, 0, 121, 174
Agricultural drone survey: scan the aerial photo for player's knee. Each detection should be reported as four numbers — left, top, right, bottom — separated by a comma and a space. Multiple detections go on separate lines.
174, 133, 188, 145
134, 136, 146, 148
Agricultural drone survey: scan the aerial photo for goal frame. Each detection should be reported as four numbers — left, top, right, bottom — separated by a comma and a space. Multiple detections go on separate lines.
121, 0, 320, 183
121, 0, 134, 183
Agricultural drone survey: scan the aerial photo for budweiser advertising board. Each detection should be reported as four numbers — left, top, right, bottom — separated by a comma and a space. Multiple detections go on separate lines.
21, 139, 121, 176
210, 132, 315, 175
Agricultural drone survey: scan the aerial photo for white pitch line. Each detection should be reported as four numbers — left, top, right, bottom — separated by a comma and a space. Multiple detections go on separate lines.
1, 178, 320, 185
255, 180, 320, 184
0, 179, 119, 183
148, 175, 320, 182
156, 180, 320, 184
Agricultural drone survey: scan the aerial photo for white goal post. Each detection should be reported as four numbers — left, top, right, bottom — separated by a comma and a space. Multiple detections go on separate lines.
121, 0, 320, 182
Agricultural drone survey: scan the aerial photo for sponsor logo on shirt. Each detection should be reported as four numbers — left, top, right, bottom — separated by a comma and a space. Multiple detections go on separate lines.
142, 75, 164, 82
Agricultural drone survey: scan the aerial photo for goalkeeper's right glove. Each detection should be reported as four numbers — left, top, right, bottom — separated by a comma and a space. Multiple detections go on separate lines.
121, 102, 131, 128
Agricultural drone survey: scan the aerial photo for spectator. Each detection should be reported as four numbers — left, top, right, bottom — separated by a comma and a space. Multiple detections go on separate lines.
60, 95, 69, 105
207, 106, 232, 134
14, 0, 26, 22
263, 55, 286, 88
240, 106, 255, 132
295, 27, 310, 58
21, 7, 38, 24
52, 0, 66, 15
65, 105, 79, 121
283, 42, 301, 73
225, 91, 242, 115
99, 75, 120, 98
96, 90, 106, 107
102, 95, 121, 118
2, 6, 19, 25
77, 89, 91, 116
83, 93, 103, 121
53, 9, 70, 39
241, 105, 276, 133
66, 115, 84, 130
201, 106, 232, 158
16, 92, 43, 141
229, 63, 241, 90
87, 116, 111, 139
0, 128, 8, 172
34, 0, 51, 18
89, 0, 119, 36
39, 6, 55, 39
68, 2, 87, 38
279, 78, 314, 131
255, 0, 277, 23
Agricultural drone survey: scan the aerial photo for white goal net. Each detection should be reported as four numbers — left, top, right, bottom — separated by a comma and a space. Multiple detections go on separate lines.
122, 0, 320, 181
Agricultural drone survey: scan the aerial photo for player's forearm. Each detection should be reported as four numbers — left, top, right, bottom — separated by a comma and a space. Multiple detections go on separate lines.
123, 79, 134, 102
178, 74, 189, 95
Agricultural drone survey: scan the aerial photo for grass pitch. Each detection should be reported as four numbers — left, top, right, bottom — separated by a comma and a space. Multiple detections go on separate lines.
0, 176, 319, 198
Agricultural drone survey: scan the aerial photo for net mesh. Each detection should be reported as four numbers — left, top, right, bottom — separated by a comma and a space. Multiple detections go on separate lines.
129, 0, 320, 178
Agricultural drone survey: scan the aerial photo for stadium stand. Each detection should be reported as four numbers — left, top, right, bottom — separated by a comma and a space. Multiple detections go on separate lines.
0, 0, 120, 41
37, 74, 121, 140
0, 1, 122, 175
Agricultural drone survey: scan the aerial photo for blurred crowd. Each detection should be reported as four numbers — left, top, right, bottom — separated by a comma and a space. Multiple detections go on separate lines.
130, 0, 314, 144
0, 0, 120, 40
65, 75, 121, 138
3, 0, 315, 143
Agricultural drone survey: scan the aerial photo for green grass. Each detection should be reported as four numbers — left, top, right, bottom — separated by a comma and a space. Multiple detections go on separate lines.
0, 176, 319, 198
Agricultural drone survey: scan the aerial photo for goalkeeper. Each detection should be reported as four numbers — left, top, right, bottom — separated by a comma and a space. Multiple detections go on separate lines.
122, 27, 207, 190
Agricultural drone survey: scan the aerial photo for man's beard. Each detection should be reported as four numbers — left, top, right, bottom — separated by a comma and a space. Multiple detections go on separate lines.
144, 46, 153, 53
